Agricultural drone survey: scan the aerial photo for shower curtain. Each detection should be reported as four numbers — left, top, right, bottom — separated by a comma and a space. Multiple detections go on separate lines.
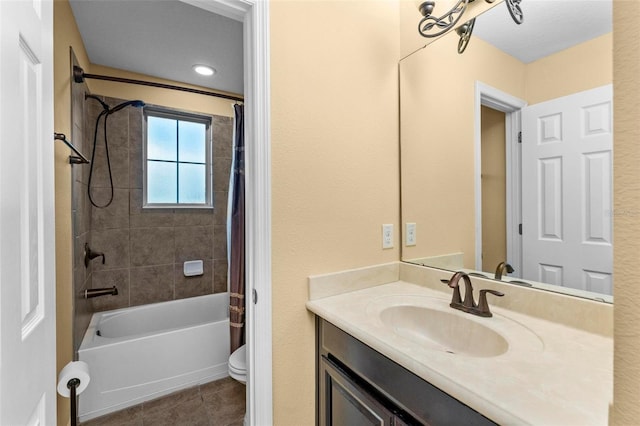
229, 104, 245, 353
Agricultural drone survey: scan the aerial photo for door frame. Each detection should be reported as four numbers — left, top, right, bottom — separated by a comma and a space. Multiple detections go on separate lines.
182, 1, 272, 424
474, 82, 527, 274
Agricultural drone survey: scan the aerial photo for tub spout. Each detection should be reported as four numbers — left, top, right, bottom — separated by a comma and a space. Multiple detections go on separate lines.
84, 286, 118, 299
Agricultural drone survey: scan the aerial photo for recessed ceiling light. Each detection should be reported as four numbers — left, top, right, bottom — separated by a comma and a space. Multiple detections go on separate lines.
193, 64, 216, 76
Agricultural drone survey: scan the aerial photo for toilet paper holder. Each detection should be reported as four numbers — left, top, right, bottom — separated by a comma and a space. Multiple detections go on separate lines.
58, 360, 90, 426
67, 378, 80, 426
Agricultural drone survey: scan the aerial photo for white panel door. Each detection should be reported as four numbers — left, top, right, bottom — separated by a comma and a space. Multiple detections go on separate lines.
0, 1, 56, 424
521, 85, 613, 294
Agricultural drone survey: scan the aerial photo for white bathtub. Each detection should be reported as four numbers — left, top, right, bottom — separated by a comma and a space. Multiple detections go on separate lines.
78, 293, 230, 422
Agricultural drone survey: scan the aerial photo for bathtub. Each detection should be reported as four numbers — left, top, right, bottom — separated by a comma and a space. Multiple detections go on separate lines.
78, 293, 230, 422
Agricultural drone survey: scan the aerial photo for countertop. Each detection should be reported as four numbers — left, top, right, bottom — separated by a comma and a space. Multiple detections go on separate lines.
307, 276, 612, 425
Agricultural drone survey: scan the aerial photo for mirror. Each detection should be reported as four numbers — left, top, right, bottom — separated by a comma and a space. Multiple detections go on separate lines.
400, 1, 613, 302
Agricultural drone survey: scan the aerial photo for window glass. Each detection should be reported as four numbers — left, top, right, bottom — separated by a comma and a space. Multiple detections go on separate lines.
144, 108, 212, 208
147, 116, 177, 161
147, 161, 178, 203
178, 163, 206, 204
179, 121, 207, 163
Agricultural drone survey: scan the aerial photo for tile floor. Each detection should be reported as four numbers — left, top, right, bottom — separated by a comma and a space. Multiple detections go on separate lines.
80, 377, 245, 426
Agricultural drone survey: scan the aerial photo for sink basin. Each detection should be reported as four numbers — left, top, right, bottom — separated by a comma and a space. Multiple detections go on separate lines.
367, 295, 544, 358
380, 305, 508, 357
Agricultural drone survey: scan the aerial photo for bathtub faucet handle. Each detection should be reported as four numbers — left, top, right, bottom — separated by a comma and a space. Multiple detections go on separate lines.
84, 243, 105, 268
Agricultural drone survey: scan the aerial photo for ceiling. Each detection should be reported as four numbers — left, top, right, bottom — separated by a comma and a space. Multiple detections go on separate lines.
473, 0, 612, 63
69, 0, 244, 95
69, 0, 612, 95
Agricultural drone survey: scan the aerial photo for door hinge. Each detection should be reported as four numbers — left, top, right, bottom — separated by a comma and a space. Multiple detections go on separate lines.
518, 223, 523, 235
253, 289, 258, 304
518, 131, 522, 143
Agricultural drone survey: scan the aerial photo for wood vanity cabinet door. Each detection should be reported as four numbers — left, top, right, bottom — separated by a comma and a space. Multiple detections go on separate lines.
320, 355, 399, 426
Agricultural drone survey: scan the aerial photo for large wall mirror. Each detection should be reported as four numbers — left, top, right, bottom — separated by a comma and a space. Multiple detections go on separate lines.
400, 1, 613, 302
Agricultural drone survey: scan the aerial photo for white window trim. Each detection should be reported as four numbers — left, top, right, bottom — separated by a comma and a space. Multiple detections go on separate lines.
142, 106, 214, 209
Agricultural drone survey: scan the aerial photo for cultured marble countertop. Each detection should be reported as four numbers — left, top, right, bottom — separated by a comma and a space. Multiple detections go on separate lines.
306, 278, 612, 425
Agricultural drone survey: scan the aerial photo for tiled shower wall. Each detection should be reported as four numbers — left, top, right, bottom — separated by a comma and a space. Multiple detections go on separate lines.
71, 86, 233, 353
85, 95, 233, 313
71, 54, 93, 354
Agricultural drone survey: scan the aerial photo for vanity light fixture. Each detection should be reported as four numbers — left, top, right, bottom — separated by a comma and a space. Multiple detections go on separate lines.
193, 64, 216, 76
418, 0, 523, 54
455, 18, 475, 54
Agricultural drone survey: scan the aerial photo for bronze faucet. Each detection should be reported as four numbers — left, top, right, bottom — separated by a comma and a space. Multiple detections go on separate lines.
84, 243, 105, 268
494, 262, 514, 280
445, 271, 505, 317
84, 286, 118, 299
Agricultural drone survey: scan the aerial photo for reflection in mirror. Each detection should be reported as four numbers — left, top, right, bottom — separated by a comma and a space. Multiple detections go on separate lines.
400, 1, 613, 302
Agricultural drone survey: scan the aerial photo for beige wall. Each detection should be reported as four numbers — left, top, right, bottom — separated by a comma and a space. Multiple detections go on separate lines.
400, 28, 612, 267
526, 32, 613, 105
613, 1, 640, 424
400, 31, 526, 266
270, 0, 400, 423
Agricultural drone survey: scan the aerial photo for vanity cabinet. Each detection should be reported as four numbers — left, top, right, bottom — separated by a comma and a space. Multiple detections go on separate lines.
316, 319, 496, 426
320, 355, 410, 425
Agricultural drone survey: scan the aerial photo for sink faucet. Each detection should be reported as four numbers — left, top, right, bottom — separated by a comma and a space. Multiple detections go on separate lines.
494, 262, 514, 280
445, 271, 505, 317
446, 271, 475, 309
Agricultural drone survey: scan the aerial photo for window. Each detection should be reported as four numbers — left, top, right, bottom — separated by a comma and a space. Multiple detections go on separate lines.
143, 107, 213, 208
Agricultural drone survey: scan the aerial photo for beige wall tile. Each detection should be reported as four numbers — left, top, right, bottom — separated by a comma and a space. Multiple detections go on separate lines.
129, 189, 174, 228
174, 261, 213, 299
173, 209, 214, 227
91, 187, 130, 230
174, 226, 214, 263
90, 146, 130, 189
130, 227, 175, 267
90, 269, 130, 311
130, 264, 174, 306
91, 228, 130, 271
213, 259, 228, 294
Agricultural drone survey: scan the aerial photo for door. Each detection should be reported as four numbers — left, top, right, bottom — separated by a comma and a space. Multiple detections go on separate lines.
521, 85, 613, 294
0, 1, 56, 424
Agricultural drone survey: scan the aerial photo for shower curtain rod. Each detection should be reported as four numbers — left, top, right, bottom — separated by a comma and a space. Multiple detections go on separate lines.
73, 66, 243, 103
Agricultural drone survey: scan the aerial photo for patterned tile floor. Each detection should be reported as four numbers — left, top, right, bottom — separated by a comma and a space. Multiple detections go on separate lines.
80, 377, 245, 426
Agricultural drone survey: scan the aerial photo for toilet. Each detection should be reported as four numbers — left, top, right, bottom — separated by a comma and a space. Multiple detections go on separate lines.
228, 344, 247, 384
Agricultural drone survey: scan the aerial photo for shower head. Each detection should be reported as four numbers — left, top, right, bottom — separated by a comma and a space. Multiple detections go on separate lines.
108, 100, 146, 115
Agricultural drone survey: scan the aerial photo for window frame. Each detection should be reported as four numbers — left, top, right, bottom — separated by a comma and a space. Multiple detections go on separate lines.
142, 106, 214, 209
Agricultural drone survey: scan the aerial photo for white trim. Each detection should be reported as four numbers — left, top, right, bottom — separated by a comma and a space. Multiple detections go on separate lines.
505, 109, 523, 276
192, 1, 272, 424
179, 0, 247, 22
474, 82, 527, 273
243, 1, 272, 425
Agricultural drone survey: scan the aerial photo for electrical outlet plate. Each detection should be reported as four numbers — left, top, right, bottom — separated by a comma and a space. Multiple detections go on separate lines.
406, 223, 416, 246
382, 224, 393, 249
